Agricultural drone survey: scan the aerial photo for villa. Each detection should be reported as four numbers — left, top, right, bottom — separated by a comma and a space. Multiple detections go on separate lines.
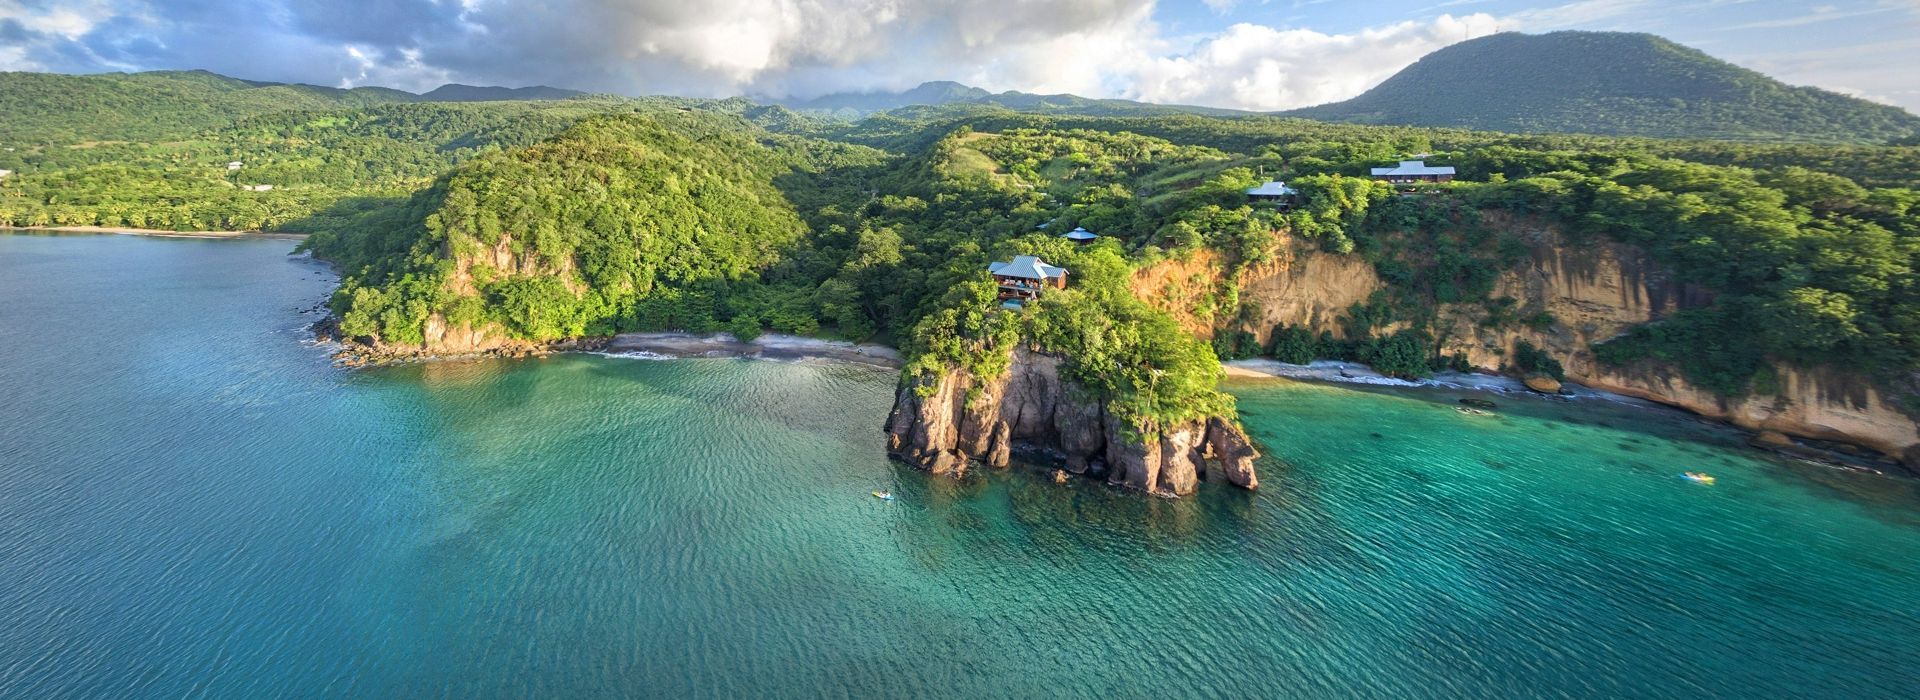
1370, 160, 1455, 184
1061, 226, 1099, 244
1245, 180, 1297, 205
989, 255, 1067, 305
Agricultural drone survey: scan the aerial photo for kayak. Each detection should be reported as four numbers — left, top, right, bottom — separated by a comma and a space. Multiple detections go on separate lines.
1681, 472, 1716, 485
872, 490, 894, 501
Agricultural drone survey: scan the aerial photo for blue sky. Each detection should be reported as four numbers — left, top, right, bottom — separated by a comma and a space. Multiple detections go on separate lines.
2, 0, 1916, 111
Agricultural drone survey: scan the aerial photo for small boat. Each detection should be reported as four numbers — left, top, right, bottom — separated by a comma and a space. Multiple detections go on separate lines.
1681, 472, 1716, 485
872, 490, 894, 501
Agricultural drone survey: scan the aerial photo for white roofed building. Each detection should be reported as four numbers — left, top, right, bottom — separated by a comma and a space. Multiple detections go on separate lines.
1370, 160, 1455, 184
1245, 180, 1298, 205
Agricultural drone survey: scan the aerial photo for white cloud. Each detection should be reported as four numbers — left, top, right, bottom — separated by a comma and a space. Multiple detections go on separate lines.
0, 0, 113, 38
0, 44, 34, 71
1121, 14, 1500, 110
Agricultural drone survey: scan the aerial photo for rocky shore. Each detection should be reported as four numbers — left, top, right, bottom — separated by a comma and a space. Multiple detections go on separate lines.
318, 325, 904, 369
885, 348, 1260, 497
1225, 358, 1919, 477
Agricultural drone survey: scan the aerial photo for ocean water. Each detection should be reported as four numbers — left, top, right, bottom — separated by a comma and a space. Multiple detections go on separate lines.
3, 233, 1918, 698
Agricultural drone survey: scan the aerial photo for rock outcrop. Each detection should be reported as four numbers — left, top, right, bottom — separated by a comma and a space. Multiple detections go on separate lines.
1523, 376, 1563, 394
884, 348, 1260, 496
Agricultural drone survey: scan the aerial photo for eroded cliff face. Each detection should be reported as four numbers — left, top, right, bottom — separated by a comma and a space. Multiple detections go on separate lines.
884, 348, 1260, 496
1135, 245, 1382, 343
1151, 213, 1918, 467
1431, 216, 1918, 464
333, 232, 590, 362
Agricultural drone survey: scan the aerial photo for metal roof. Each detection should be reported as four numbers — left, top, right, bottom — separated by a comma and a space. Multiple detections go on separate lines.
1370, 160, 1455, 177
988, 255, 1067, 280
1062, 226, 1098, 241
1245, 180, 1297, 196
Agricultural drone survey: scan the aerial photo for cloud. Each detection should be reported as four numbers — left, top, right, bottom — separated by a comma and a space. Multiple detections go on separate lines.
1122, 14, 1499, 110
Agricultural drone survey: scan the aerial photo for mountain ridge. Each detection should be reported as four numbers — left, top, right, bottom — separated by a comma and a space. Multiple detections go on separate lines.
1283, 31, 1920, 143
772, 80, 1252, 118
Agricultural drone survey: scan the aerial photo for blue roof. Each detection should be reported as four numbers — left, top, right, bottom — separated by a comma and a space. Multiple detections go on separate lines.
1062, 226, 1098, 241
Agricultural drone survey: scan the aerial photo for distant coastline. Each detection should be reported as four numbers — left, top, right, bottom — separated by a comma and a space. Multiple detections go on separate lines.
0, 225, 307, 240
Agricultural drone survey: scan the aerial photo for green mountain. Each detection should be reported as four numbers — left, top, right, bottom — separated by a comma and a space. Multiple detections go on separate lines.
779, 81, 991, 114
0, 71, 587, 145
418, 84, 587, 102
0, 70, 416, 144
1285, 31, 1920, 143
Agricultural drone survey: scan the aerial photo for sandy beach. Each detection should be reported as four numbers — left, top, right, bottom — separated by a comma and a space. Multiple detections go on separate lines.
601, 332, 904, 368
1223, 358, 1657, 405
0, 225, 307, 240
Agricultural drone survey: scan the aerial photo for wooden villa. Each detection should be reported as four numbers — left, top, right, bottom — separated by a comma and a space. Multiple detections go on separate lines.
989, 255, 1067, 305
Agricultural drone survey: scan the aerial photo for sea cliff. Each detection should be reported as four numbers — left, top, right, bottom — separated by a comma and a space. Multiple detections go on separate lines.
884, 348, 1259, 496
1141, 213, 1920, 470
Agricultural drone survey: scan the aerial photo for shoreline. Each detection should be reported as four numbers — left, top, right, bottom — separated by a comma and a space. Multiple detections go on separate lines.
1223, 358, 1911, 476
0, 225, 307, 241
600, 332, 903, 368
1222, 359, 1643, 403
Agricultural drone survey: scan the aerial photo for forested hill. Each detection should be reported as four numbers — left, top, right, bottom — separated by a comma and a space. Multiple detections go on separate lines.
0, 71, 412, 144
0, 71, 587, 144
1285, 31, 1920, 144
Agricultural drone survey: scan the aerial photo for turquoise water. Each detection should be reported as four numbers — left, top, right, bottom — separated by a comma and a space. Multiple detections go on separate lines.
3, 233, 1918, 698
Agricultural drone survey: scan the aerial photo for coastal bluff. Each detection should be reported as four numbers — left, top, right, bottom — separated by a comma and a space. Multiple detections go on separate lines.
884, 348, 1259, 496
1137, 215, 1920, 472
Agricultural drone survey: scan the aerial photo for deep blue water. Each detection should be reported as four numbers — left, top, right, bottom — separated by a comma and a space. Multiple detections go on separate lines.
3, 233, 1918, 698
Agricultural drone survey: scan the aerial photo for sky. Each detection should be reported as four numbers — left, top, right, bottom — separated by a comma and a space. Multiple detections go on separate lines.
2, 0, 1917, 112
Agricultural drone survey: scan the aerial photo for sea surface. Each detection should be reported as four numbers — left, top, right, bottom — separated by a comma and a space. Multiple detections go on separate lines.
3, 233, 1918, 698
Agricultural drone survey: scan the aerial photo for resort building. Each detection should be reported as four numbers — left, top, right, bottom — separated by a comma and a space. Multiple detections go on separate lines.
1061, 226, 1099, 244
989, 255, 1067, 304
1245, 180, 1297, 206
0, 169, 11, 179
1370, 160, 1455, 184
227, 161, 243, 170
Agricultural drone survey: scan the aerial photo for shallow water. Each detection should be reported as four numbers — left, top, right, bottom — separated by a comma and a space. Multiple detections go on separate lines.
3, 233, 1918, 698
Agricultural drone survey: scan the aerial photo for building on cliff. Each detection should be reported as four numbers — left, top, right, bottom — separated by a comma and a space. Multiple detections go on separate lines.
1245, 180, 1297, 205
989, 255, 1067, 304
1061, 226, 1099, 244
1370, 160, 1455, 184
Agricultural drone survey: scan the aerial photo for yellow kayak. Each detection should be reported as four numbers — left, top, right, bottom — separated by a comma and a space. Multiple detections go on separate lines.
1682, 472, 1716, 485
872, 490, 894, 501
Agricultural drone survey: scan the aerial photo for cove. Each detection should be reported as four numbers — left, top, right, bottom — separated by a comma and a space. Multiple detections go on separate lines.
2, 233, 1917, 698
